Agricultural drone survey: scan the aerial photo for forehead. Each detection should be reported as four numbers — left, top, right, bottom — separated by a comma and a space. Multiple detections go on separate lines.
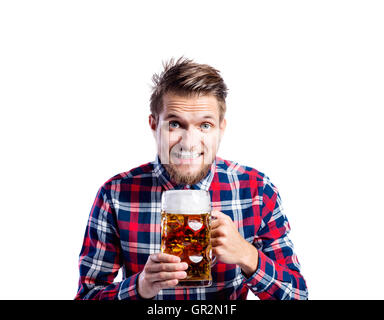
161, 93, 220, 119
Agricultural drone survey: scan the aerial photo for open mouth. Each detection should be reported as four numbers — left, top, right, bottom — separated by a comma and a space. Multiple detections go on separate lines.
174, 151, 203, 159
170, 151, 204, 164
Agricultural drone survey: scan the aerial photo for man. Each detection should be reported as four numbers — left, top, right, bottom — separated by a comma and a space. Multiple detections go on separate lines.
75, 58, 308, 300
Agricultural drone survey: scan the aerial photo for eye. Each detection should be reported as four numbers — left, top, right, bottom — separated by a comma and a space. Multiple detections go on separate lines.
169, 121, 180, 129
200, 123, 212, 130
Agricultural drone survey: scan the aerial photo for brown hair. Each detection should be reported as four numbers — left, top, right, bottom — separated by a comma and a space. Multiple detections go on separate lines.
150, 57, 228, 122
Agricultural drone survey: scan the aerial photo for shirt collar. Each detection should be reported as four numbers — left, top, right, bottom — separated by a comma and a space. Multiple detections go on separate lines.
152, 155, 216, 191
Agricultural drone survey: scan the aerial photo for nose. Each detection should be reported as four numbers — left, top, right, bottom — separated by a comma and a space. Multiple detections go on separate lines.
179, 127, 202, 151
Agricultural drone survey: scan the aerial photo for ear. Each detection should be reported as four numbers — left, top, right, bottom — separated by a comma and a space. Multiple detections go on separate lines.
219, 118, 227, 139
149, 114, 157, 131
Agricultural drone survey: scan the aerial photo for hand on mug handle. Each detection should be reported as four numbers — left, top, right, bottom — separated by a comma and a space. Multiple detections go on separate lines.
137, 253, 188, 299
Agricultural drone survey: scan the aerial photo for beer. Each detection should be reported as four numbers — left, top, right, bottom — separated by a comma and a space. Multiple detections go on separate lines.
161, 212, 212, 286
161, 190, 213, 287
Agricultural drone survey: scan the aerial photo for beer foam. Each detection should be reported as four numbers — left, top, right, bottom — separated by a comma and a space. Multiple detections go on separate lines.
161, 190, 211, 214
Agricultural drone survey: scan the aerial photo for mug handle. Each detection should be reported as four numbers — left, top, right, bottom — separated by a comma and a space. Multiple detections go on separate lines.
210, 212, 217, 267
210, 254, 217, 267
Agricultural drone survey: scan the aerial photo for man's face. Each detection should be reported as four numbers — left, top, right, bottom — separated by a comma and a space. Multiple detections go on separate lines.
149, 93, 226, 185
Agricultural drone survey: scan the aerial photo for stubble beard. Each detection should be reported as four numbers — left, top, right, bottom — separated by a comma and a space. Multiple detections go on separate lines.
163, 163, 212, 185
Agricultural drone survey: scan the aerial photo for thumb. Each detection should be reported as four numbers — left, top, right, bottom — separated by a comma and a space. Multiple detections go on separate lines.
211, 210, 225, 219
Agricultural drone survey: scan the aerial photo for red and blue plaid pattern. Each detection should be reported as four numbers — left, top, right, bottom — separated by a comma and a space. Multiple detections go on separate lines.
75, 156, 308, 300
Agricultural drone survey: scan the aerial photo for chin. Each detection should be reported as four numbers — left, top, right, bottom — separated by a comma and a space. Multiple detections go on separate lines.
164, 162, 211, 185
175, 163, 202, 173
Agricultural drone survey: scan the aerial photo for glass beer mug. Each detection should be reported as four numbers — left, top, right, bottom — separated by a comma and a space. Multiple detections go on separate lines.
161, 190, 214, 287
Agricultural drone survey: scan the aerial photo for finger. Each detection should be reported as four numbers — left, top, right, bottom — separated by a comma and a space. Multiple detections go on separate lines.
150, 252, 181, 264
211, 237, 224, 247
212, 246, 223, 258
211, 228, 226, 239
211, 217, 228, 230
154, 278, 179, 290
213, 211, 233, 222
211, 211, 230, 226
146, 270, 187, 283
146, 262, 188, 273
211, 219, 222, 230
211, 211, 226, 220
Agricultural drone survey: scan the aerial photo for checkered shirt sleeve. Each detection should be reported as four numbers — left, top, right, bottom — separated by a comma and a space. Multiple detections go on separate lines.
243, 177, 308, 299
75, 186, 141, 300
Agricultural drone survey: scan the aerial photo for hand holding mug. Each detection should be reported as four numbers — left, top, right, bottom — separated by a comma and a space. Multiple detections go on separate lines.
137, 252, 188, 299
211, 210, 259, 277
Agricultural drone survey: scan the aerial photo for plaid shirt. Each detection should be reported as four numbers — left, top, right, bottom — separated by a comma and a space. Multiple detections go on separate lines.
75, 156, 308, 300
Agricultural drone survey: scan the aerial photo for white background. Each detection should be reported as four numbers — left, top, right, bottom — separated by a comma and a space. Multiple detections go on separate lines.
1, 1, 383, 299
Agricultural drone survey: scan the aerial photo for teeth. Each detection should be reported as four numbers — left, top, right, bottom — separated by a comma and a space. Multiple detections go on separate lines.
176, 152, 201, 159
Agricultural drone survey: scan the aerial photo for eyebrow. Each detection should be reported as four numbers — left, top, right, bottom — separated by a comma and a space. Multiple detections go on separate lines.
163, 114, 217, 122
163, 113, 180, 121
